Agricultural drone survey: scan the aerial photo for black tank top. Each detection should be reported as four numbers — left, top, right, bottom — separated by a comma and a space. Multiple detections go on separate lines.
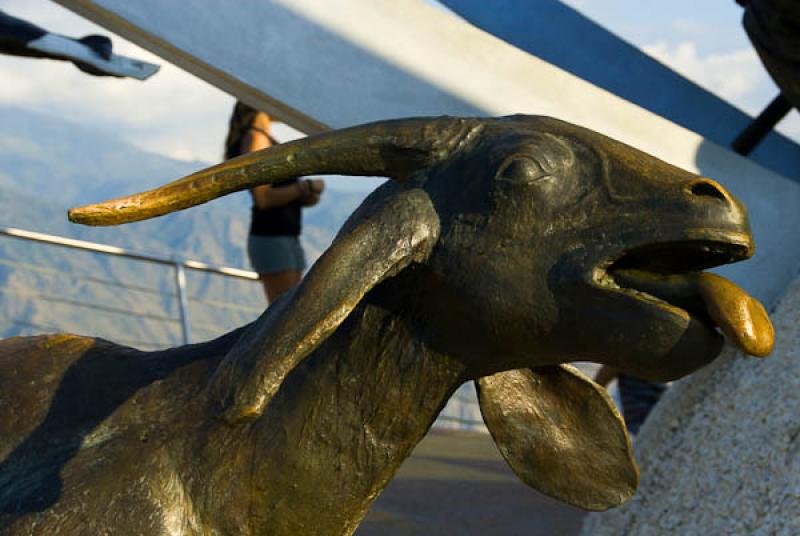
249, 178, 302, 237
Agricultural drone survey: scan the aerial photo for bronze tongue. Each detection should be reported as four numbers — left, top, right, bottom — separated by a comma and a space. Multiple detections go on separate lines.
694, 272, 773, 357
611, 270, 774, 357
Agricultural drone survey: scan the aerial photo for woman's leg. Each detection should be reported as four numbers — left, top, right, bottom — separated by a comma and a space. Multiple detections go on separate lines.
261, 270, 302, 303
248, 234, 306, 303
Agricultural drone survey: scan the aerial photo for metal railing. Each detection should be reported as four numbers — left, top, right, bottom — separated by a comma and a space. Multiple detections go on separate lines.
0, 226, 260, 345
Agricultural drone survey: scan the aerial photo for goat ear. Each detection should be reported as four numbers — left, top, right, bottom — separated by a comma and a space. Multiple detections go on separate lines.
210, 188, 440, 423
476, 365, 639, 511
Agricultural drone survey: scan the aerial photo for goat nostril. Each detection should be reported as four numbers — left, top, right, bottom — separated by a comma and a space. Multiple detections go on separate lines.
688, 179, 728, 202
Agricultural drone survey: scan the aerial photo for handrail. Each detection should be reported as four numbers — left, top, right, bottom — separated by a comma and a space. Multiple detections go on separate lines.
0, 227, 259, 279
0, 226, 260, 344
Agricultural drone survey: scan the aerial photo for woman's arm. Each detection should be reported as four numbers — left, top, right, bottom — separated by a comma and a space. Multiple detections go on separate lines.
242, 112, 283, 210
243, 112, 324, 210
252, 182, 305, 210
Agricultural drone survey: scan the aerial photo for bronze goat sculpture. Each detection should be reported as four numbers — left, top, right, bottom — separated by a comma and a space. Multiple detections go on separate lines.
0, 116, 774, 534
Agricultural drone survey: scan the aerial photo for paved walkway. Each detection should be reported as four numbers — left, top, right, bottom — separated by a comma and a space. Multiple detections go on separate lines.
358, 429, 586, 535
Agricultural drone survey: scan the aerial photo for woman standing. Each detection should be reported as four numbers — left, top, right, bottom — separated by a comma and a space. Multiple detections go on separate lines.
224, 101, 325, 303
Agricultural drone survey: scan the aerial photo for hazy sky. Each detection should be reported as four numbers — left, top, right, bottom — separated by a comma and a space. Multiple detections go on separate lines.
1, 0, 797, 168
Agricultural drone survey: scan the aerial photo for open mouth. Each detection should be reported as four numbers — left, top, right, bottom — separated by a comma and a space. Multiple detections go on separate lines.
597, 236, 773, 357
608, 239, 751, 275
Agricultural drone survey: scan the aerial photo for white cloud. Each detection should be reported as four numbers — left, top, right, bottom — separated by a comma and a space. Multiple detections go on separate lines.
0, 0, 234, 163
643, 41, 766, 110
669, 18, 708, 40
778, 111, 800, 141
642, 40, 800, 143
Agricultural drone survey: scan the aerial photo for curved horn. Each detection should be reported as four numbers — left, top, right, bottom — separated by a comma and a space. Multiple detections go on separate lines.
68, 116, 482, 226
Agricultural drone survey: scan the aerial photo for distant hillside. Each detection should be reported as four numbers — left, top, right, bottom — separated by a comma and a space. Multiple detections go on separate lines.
0, 106, 207, 208
0, 105, 369, 346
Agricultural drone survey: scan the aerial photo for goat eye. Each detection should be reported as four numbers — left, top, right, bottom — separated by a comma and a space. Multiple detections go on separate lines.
496, 156, 549, 183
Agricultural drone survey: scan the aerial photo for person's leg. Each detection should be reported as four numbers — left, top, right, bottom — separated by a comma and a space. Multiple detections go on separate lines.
261, 270, 302, 303
248, 234, 306, 303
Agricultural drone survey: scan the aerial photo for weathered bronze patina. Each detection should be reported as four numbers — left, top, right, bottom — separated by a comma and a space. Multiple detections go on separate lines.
0, 116, 774, 534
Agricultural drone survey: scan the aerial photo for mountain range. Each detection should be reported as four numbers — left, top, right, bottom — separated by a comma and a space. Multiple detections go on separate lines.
0, 105, 370, 347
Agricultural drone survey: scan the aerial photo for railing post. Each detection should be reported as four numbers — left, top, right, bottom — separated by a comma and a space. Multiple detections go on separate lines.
173, 260, 192, 344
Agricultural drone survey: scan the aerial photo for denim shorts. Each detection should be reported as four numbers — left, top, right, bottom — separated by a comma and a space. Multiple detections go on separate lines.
247, 234, 307, 274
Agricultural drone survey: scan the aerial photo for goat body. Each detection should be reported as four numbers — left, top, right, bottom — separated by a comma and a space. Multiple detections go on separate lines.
0, 115, 774, 534
0, 293, 463, 534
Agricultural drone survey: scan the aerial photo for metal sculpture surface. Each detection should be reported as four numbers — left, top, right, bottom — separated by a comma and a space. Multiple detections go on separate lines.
0, 116, 774, 534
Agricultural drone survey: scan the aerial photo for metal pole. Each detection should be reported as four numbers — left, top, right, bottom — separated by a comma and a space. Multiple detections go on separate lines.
173, 261, 192, 344
731, 93, 793, 156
